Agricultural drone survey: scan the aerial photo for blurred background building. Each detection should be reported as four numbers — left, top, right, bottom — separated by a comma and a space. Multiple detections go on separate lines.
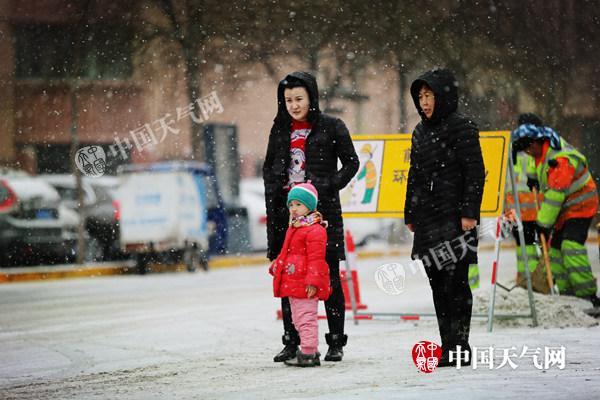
1, 0, 597, 179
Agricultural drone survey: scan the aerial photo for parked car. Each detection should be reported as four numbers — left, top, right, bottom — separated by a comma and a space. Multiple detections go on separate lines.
39, 174, 121, 261
343, 218, 398, 247
85, 176, 122, 260
239, 178, 268, 252
116, 161, 226, 273
239, 177, 396, 251
0, 169, 76, 266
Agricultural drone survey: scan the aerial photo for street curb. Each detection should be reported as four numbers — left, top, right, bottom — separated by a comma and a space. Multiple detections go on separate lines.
0, 265, 136, 283
0, 249, 408, 283
0, 254, 273, 283
1, 237, 597, 284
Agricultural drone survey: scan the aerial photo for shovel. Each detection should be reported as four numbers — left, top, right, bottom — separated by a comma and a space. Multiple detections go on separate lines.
532, 188, 559, 296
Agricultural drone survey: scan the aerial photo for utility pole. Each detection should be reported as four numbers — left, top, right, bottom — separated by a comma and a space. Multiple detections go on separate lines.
69, 0, 92, 264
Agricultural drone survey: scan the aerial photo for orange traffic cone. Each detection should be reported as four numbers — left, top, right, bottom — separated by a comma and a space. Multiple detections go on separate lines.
340, 269, 367, 310
345, 229, 357, 269
341, 229, 367, 310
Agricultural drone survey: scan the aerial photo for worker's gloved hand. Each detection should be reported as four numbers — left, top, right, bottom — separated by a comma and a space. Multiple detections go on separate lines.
527, 177, 540, 192
504, 208, 517, 222
535, 223, 552, 240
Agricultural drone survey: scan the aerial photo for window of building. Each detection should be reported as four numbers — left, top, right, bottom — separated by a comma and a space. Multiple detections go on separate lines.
15, 23, 133, 80
34, 143, 130, 175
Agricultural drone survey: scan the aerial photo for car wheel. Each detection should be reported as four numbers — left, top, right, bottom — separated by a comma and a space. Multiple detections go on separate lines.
184, 245, 209, 272
136, 252, 151, 275
199, 249, 209, 271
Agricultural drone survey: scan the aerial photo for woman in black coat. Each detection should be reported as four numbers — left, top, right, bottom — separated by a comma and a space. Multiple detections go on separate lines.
404, 68, 485, 367
263, 71, 359, 362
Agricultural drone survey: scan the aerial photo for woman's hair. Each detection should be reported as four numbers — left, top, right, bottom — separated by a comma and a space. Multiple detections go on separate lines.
281, 77, 308, 92
419, 82, 433, 93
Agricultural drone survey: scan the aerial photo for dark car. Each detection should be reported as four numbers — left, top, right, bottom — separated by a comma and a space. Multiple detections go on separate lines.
39, 174, 121, 261
0, 169, 77, 266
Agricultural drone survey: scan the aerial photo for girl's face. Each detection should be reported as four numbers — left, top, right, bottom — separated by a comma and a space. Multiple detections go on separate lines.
284, 87, 310, 122
289, 199, 310, 218
418, 86, 435, 119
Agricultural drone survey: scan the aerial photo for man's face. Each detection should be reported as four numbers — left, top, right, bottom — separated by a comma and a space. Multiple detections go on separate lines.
418, 86, 435, 119
284, 87, 310, 122
525, 141, 544, 158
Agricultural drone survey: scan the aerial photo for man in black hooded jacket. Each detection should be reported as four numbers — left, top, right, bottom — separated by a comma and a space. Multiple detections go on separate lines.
263, 71, 359, 362
404, 68, 485, 367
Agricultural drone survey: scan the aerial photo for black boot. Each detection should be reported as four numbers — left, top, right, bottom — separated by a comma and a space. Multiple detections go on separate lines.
284, 350, 321, 367
438, 348, 452, 367
273, 333, 299, 362
324, 333, 347, 362
590, 295, 600, 308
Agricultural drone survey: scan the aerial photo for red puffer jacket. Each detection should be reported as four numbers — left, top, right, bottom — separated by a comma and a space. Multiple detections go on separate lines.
269, 223, 331, 301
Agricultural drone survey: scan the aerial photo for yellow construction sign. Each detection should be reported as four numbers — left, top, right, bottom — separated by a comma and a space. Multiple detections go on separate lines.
341, 131, 510, 218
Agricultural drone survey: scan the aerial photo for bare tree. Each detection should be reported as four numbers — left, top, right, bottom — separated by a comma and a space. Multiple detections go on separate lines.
134, 0, 229, 160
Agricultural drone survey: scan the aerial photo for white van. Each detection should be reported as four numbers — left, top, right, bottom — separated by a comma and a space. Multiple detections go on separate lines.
116, 162, 213, 272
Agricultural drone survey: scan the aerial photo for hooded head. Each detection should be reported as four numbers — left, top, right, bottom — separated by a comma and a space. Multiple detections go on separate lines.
275, 71, 321, 125
410, 68, 459, 124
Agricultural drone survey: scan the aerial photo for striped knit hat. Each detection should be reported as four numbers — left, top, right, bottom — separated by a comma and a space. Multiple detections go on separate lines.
287, 182, 319, 211
511, 123, 562, 151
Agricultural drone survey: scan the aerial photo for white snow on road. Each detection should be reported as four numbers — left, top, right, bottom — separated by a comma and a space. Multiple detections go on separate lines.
0, 246, 599, 399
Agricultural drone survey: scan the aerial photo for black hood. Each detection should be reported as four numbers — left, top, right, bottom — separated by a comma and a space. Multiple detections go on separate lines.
275, 71, 321, 125
410, 68, 459, 124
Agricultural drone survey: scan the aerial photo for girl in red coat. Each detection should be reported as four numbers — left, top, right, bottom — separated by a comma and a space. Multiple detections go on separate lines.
269, 182, 331, 367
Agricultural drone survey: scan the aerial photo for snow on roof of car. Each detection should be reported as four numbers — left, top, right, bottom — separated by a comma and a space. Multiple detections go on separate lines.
0, 167, 29, 177
118, 161, 213, 175
88, 175, 119, 188
2, 173, 60, 202
38, 174, 77, 187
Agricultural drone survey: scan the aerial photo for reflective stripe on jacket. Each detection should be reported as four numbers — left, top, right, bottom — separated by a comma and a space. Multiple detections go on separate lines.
536, 138, 598, 230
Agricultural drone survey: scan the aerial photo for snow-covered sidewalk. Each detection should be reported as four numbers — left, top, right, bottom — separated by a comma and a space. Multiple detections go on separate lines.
0, 247, 599, 399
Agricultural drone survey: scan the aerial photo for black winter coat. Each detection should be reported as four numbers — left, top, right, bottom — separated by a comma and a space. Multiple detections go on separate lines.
263, 71, 359, 261
404, 69, 485, 264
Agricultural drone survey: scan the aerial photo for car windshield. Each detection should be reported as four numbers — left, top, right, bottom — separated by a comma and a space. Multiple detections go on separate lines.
55, 186, 78, 202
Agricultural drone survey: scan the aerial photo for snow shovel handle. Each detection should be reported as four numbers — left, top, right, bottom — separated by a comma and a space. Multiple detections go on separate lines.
532, 187, 558, 295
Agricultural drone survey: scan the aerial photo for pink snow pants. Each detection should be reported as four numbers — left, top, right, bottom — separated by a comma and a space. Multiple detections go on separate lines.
290, 297, 319, 355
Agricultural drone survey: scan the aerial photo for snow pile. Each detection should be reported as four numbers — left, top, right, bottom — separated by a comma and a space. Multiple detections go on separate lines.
473, 287, 599, 329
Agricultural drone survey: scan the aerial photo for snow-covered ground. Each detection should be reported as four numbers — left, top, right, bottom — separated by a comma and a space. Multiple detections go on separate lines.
0, 245, 599, 399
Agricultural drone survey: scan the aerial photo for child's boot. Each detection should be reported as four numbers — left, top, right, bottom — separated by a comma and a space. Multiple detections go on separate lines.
284, 351, 321, 367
